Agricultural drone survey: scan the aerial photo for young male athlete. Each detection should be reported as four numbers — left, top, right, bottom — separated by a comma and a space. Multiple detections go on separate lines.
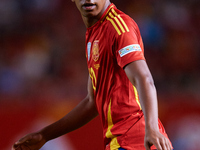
12, 0, 173, 150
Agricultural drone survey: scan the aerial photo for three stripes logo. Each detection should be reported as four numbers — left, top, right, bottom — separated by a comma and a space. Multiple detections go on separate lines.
106, 8, 129, 35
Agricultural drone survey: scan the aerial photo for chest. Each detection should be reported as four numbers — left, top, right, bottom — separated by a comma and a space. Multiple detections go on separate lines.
86, 28, 113, 67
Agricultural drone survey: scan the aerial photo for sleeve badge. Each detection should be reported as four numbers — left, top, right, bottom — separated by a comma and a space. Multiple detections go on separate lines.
118, 44, 142, 57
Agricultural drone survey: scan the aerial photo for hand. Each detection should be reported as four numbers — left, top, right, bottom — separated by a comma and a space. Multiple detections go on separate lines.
12, 132, 46, 150
144, 129, 172, 150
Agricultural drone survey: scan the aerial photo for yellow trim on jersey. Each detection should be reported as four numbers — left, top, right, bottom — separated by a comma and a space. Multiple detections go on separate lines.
110, 138, 121, 150
106, 100, 115, 139
118, 16, 130, 32
106, 99, 121, 150
111, 9, 130, 32
106, 8, 130, 35
109, 12, 125, 34
106, 16, 121, 35
101, 5, 114, 23
89, 67, 97, 91
133, 86, 142, 110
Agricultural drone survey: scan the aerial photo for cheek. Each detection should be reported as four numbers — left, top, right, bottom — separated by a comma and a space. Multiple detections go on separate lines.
97, 1, 107, 12
76, 4, 84, 14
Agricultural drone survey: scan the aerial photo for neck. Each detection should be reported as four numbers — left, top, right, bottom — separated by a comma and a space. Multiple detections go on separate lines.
82, 1, 111, 28
82, 16, 99, 28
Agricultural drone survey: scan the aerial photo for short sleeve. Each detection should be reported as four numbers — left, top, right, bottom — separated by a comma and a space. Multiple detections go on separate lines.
114, 18, 145, 68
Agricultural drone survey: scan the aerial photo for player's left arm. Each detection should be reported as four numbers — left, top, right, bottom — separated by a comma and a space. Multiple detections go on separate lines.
124, 60, 172, 150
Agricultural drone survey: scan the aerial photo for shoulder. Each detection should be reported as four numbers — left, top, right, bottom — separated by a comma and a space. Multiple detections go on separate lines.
103, 8, 140, 37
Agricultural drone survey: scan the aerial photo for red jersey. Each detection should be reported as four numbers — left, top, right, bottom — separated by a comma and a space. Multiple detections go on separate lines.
86, 4, 170, 150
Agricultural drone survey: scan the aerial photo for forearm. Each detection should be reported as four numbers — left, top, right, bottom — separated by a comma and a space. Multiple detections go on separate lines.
39, 96, 98, 142
135, 77, 159, 131
124, 60, 159, 131
125, 61, 172, 149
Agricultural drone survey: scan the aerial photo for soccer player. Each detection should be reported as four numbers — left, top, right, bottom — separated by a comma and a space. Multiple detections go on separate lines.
12, 0, 173, 150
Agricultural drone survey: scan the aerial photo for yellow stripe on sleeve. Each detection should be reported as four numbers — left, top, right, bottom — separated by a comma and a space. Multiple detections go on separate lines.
106, 16, 121, 35
118, 15, 130, 32
109, 12, 125, 34
111, 9, 130, 32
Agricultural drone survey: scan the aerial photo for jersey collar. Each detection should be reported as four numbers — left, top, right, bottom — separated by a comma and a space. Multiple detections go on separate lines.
100, 3, 115, 23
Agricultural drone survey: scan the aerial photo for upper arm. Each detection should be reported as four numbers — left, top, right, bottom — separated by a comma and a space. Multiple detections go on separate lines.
124, 60, 154, 86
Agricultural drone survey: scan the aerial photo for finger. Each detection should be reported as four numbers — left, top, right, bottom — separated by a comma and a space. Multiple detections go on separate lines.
168, 140, 173, 150
12, 144, 21, 150
12, 145, 22, 150
144, 141, 151, 150
21, 145, 31, 150
164, 141, 170, 150
160, 139, 167, 150
161, 137, 172, 150
145, 145, 150, 150
15, 135, 33, 145
152, 139, 162, 150
170, 143, 173, 150
165, 140, 173, 150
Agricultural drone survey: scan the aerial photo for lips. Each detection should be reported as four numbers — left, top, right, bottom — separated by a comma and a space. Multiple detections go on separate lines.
82, 3, 96, 10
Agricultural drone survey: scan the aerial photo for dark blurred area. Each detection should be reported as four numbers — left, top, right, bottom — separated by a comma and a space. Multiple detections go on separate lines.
0, 0, 200, 150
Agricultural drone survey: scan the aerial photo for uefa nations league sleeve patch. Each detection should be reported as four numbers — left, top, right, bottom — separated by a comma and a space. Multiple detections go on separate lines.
118, 44, 142, 57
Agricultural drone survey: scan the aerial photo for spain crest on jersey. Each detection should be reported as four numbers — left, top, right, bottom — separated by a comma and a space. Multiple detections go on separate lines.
92, 40, 99, 62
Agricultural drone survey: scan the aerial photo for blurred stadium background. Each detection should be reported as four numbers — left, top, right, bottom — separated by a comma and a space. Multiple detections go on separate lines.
0, 0, 200, 149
